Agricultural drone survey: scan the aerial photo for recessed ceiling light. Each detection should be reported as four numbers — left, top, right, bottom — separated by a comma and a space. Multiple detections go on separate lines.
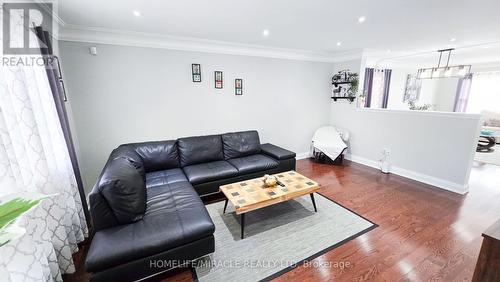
133, 10, 141, 17
262, 29, 270, 37
482, 45, 491, 49
450, 38, 456, 42
336, 41, 342, 46
358, 16, 366, 23
387, 49, 392, 53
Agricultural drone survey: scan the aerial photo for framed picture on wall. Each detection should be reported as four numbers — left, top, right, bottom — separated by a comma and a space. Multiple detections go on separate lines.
403, 74, 422, 102
214, 71, 223, 89
235, 79, 242, 95
192, 64, 201, 82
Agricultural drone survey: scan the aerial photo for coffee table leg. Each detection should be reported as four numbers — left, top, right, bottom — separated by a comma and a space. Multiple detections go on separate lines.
223, 199, 228, 214
241, 213, 245, 239
310, 193, 318, 212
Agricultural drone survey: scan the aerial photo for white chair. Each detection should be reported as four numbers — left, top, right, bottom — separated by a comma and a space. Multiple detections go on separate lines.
311, 126, 349, 164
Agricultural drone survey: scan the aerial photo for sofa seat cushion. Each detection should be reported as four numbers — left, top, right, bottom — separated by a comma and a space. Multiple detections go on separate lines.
227, 154, 279, 174
183, 161, 238, 185
86, 182, 215, 273
145, 168, 188, 188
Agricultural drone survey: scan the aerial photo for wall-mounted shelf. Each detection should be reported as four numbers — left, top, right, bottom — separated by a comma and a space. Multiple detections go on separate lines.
331, 69, 358, 104
332, 81, 352, 86
331, 96, 355, 102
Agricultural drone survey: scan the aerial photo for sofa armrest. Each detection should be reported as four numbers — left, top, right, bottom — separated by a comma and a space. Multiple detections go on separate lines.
260, 143, 296, 160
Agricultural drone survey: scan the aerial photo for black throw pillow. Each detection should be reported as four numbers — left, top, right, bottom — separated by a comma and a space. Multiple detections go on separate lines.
99, 157, 146, 224
110, 145, 146, 180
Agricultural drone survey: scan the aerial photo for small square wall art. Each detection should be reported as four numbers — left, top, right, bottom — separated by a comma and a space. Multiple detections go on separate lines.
235, 79, 242, 95
192, 64, 201, 82
214, 71, 223, 89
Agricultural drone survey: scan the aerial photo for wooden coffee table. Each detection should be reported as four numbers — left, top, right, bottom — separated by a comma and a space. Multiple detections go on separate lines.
219, 170, 320, 239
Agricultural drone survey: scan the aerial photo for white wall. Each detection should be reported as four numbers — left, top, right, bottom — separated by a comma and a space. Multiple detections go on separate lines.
331, 58, 481, 194
386, 67, 416, 110
59, 41, 481, 196
431, 78, 459, 111
385, 68, 459, 111
419, 78, 458, 111
419, 79, 440, 107
59, 41, 334, 194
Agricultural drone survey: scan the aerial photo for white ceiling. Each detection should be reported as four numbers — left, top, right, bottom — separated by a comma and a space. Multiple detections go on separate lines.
372, 43, 500, 69
58, 0, 500, 58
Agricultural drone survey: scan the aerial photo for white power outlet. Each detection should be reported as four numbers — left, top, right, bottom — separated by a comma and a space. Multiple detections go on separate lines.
383, 148, 391, 157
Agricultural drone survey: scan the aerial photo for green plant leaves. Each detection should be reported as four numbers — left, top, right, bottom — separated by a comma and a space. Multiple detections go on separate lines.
0, 198, 41, 229
0, 225, 26, 247
0, 198, 41, 246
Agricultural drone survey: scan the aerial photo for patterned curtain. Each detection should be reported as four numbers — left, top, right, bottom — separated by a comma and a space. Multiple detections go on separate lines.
33, 25, 91, 225
363, 68, 392, 108
0, 10, 88, 282
363, 68, 374, 107
369, 69, 389, 108
381, 69, 392, 108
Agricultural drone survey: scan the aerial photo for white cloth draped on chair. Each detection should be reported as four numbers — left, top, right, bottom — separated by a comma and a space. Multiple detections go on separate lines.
0, 22, 88, 282
311, 126, 349, 161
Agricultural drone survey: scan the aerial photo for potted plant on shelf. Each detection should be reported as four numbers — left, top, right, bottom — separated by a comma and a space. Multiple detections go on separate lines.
347, 72, 359, 98
331, 70, 359, 102
407, 101, 432, 111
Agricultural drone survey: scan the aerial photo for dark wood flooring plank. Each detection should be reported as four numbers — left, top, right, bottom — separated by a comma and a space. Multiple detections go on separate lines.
63, 159, 500, 282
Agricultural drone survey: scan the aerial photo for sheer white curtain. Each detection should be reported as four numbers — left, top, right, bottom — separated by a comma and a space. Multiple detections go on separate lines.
0, 10, 88, 282
370, 69, 386, 108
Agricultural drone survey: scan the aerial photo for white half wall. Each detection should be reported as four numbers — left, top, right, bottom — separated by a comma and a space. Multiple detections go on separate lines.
59, 41, 334, 194
330, 58, 482, 194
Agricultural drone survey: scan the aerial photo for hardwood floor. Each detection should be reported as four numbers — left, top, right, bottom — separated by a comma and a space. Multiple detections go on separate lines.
64, 159, 500, 282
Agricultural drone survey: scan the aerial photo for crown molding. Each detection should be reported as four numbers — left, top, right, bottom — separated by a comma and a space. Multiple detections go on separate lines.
34, 0, 67, 27
58, 24, 363, 63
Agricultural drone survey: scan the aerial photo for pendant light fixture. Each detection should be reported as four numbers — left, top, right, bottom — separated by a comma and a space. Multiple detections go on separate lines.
416, 48, 471, 79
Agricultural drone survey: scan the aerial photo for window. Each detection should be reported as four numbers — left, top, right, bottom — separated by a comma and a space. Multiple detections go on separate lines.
467, 72, 500, 114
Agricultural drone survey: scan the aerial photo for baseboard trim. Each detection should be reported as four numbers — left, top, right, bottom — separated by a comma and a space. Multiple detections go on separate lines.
346, 154, 379, 169
296, 151, 311, 160
345, 154, 468, 195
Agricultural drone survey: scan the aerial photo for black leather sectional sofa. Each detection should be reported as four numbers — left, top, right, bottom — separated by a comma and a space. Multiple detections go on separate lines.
85, 130, 296, 281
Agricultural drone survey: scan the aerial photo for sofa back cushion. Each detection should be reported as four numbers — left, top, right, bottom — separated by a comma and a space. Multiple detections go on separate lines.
130, 140, 179, 172
99, 157, 146, 224
222, 130, 261, 159
178, 134, 223, 167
